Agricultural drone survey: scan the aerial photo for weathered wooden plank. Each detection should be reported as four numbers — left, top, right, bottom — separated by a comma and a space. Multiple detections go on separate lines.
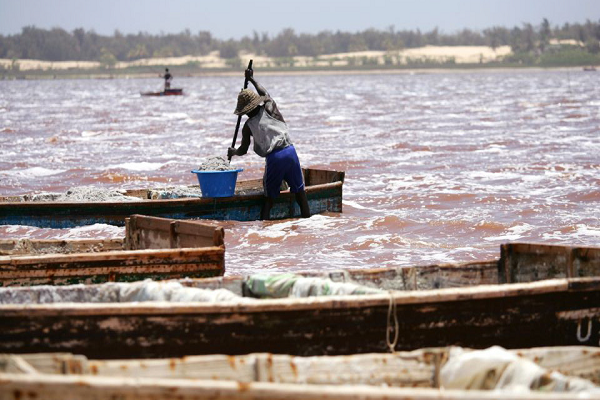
0, 248, 224, 286
1, 279, 598, 358
0, 279, 572, 315
304, 168, 345, 186
129, 215, 173, 250
1, 353, 88, 375
173, 220, 225, 248
124, 217, 134, 250
0, 248, 224, 267
344, 261, 498, 291
514, 346, 600, 385
0, 215, 227, 286
0, 373, 588, 400
0, 356, 38, 375
84, 351, 439, 387
132, 215, 173, 232
573, 247, 600, 278
123, 189, 150, 199
5, 346, 599, 387
0, 239, 124, 256
127, 215, 225, 250
500, 243, 567, 283
499, 243, 600, 283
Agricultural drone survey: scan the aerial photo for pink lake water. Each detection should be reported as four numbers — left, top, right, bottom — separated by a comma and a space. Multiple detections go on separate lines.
1, 70, 599, 275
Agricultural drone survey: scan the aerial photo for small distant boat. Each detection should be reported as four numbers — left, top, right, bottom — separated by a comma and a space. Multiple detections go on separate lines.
141, 88, 184, 96
583, 66, 597, 72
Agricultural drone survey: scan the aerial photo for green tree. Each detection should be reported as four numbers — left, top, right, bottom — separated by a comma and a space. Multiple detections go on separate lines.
127, 44, 149, 60
98, 48, 117, 68
539, 18, 551, 52
586, 38, 600, 54
220, 40, 239, 59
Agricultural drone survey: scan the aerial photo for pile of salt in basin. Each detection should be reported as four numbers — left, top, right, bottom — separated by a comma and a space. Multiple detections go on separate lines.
152, 157, 246, 199
196, 156, 238, 171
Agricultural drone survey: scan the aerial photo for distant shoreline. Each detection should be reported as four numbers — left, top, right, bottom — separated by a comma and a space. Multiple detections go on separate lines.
2, 45, 597, 80
0, 65, 590, 81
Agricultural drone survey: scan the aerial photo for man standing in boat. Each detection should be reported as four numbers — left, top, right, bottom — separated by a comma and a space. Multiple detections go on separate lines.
162, 68, 172, 90
228, 69, 310, 220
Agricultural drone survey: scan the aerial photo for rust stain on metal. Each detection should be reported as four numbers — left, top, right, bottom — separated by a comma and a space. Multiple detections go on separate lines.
227, 355, 236, 369
237, 381, 251, 392
90, 364, 98, 375
12, 390, 22, 400
169, 359, 177, 370
266, 354, 274, 382
290, 361, 298, 378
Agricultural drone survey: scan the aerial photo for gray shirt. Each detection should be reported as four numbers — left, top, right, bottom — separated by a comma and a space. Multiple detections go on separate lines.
246, 106, 292, 157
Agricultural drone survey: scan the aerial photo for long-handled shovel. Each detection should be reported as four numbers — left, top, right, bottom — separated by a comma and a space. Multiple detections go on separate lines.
228, 59, 253, 162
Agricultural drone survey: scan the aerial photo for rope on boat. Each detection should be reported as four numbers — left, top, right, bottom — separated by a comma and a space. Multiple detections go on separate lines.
386, 291, 399, 353
576, 318, 592, 343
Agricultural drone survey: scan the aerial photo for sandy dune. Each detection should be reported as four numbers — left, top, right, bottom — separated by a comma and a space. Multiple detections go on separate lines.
0, 46, 512, 71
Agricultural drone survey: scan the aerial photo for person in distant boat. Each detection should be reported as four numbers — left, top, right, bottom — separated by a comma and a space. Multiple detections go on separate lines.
162, 68, 172, 90
228, 69, 310, 220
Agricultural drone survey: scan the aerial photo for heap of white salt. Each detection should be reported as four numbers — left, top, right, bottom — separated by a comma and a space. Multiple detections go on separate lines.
197, 156, 237, 171
56, 187, 141, 202
27, 187, 141, 202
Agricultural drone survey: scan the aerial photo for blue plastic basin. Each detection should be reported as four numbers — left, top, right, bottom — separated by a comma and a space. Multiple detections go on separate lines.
190, 169, 243, 198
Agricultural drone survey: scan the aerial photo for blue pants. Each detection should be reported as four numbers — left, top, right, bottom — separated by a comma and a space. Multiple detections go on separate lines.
264, 145, 305, 198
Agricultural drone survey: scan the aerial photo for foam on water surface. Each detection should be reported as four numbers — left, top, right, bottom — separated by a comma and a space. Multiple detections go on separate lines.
110, 162, 166, 171
3, 167, 67, 178
1, 72, 599, 275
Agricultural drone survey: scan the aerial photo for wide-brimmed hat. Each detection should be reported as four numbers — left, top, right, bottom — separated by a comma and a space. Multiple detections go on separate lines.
234, 89, 266, 116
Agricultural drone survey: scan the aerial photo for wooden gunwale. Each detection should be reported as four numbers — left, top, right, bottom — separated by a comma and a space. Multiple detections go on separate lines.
0, 373, 587, 400
163, 258, 500, 294
0, 181, 342, 206
0, 179, 343, 226
1, 242, 599, 357
0, 247, 224, 267
0, 215, 226, 285
0, 247, 225, 281
0, 278, 584, 316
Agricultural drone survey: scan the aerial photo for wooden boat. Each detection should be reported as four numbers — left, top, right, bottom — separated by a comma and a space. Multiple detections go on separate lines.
0, 379, 589, 400
0, 242, 598, 358
141, 88, 184, 96
0, 215, 225, 286
0, 346, 597, 399
0, 168, 344, 228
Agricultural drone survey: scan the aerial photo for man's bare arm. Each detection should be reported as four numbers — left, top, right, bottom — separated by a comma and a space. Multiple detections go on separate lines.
227, 123, 251, 158
245, 69, 285, 123
245, 69, 268, 97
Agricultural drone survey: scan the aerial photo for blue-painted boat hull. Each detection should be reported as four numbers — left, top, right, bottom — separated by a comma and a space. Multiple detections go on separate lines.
0, 169, 344, 228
